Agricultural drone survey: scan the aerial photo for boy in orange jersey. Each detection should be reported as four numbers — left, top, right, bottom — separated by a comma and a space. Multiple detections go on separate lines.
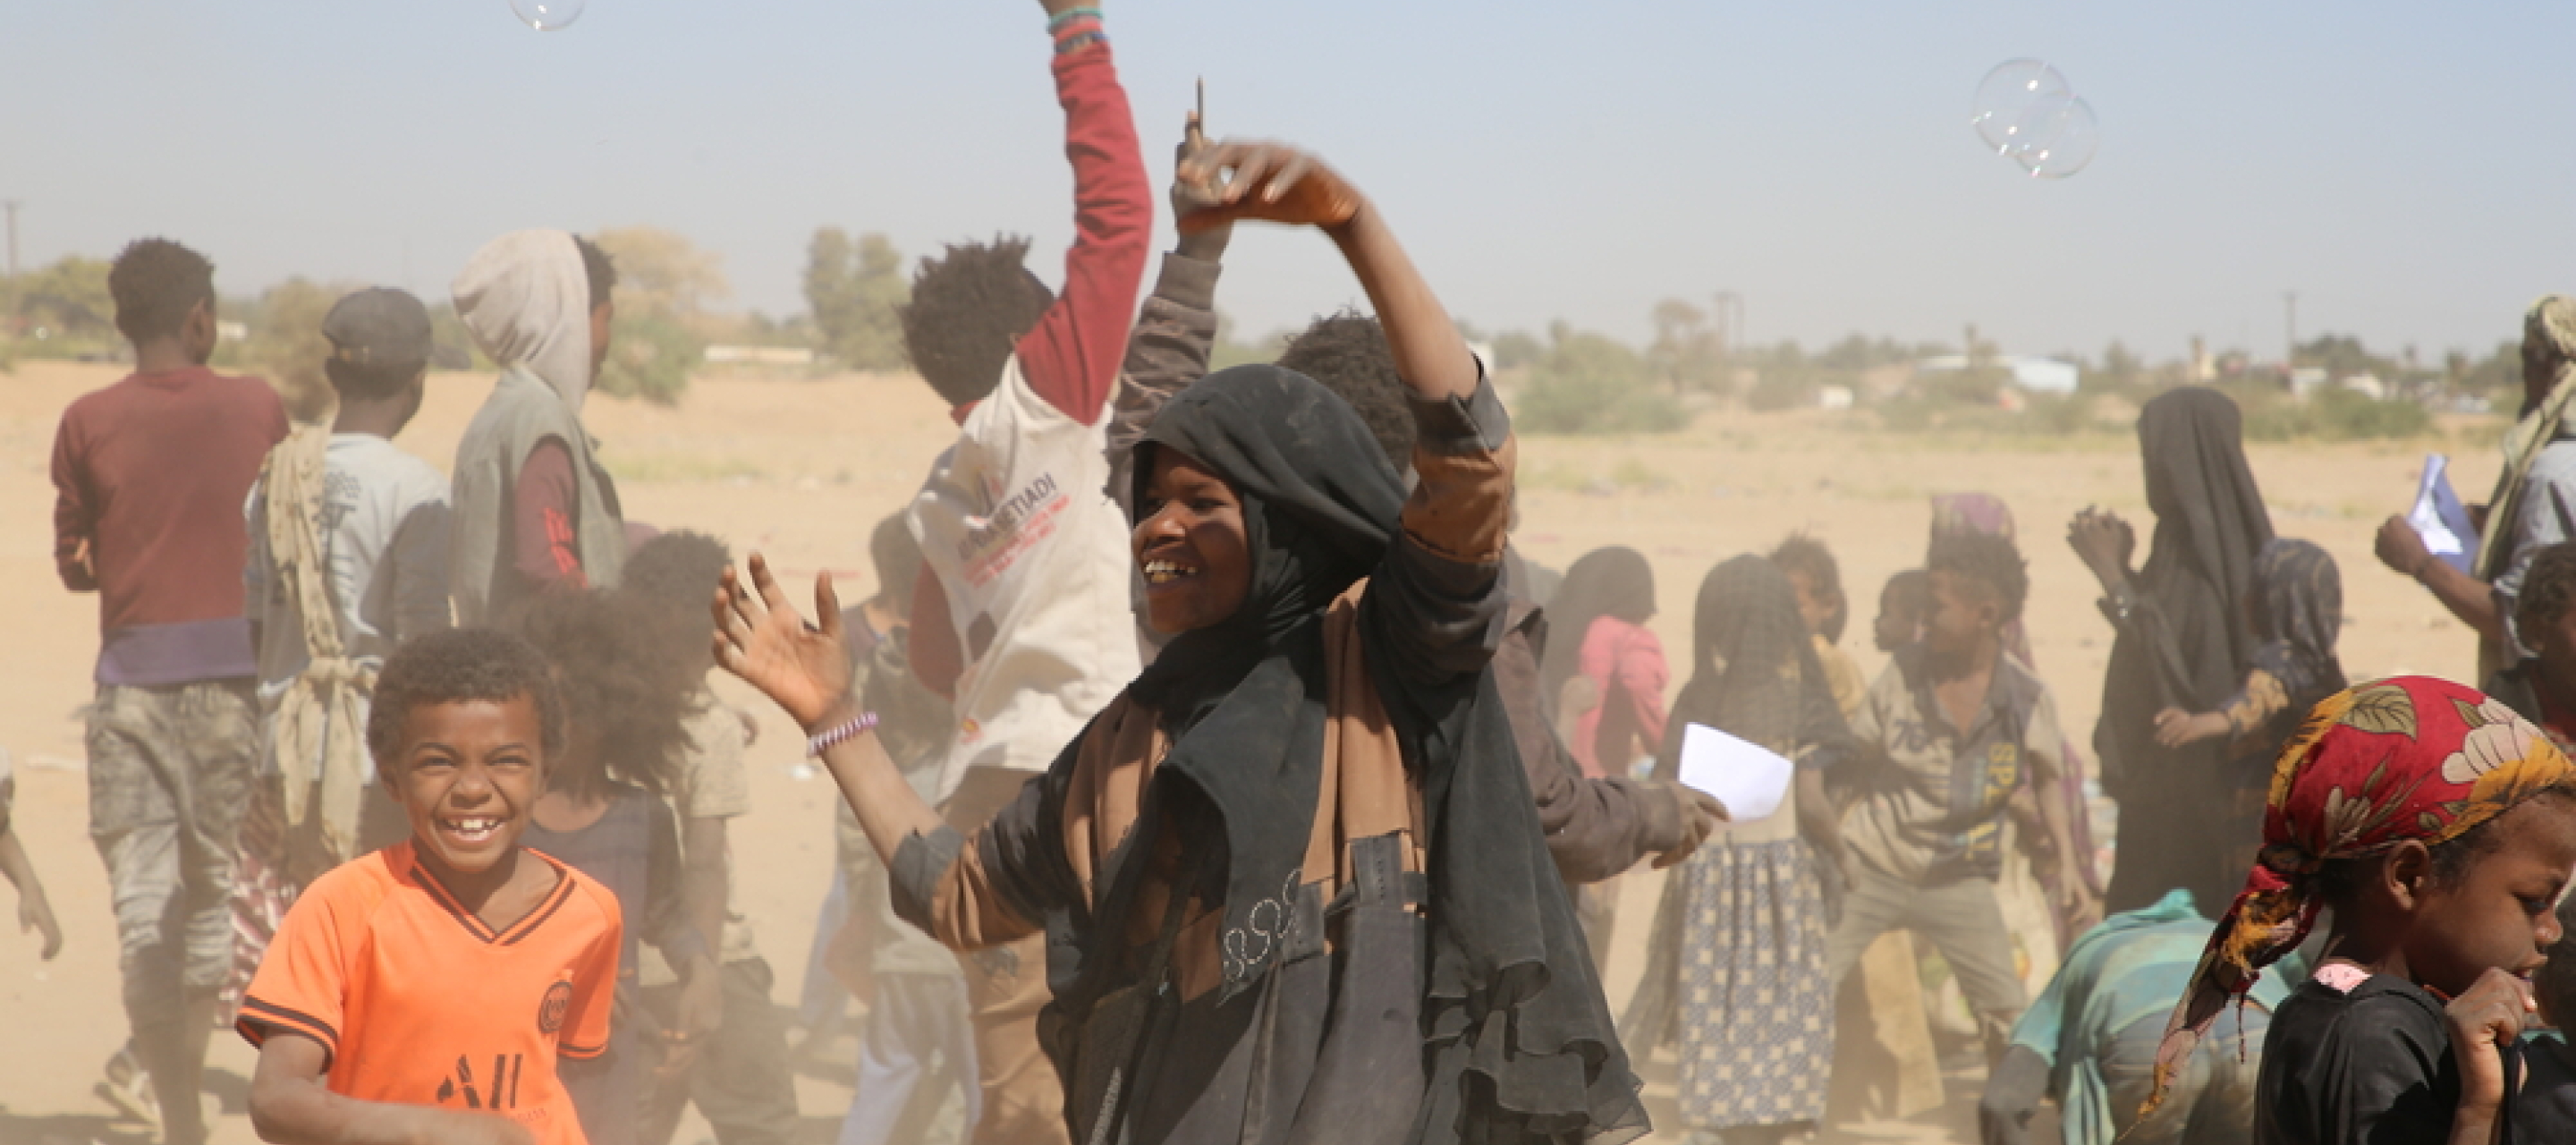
238, 629, 622, 1145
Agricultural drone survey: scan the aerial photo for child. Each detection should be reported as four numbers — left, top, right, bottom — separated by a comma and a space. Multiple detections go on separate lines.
0, 752, 63, 959
1821, 530, 2093, 1064
893, 7, 1148, 1140
2149, 538, 2345, 882
239, 629, 620, 1145
2487, 540, 2576, 752
833, 515, 982, 1145
1774, 533, 1868, 718
1979, 888, 2286, 1145
2151, 676, 2576, 1145
512, 589, 716, 1145
448, 231, 625, 624
245, 286, 453, 882
56, 237, 289, 1143
615, 531, 801, 1145
2149, 539, 2345, 757
1873, 569, 1932, 657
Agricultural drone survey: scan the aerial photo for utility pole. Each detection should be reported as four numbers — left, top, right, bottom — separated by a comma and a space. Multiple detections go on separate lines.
2282, 291, 2298, 371
3, 199, 18, 337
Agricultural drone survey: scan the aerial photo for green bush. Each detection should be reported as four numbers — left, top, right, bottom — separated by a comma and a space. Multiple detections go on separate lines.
2237, 384, 2433, 441
1517, 331, 1685, 435
595, 310, 704, 405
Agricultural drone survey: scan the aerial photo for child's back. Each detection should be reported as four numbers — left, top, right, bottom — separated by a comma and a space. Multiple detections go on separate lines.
238, 840, 620, 1145
2256, 968, 2458, 1145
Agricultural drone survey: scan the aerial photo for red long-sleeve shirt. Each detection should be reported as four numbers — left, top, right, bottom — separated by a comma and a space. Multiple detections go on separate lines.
911, 38, 1149, 699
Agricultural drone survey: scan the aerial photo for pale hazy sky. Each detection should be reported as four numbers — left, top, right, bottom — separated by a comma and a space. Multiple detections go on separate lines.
4, 2, 2570, 362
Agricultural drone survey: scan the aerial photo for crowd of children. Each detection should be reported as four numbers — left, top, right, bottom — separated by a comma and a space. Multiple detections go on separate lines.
28, 4, 2576, 1145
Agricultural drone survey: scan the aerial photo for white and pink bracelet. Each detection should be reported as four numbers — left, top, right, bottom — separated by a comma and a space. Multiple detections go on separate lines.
805, 710, 880, 758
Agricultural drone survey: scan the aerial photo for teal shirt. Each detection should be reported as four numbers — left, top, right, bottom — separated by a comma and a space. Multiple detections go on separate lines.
2009, 889, 2294, 1145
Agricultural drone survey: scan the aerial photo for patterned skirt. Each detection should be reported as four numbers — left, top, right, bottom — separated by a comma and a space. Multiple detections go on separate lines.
1674, 835, 1835, 1131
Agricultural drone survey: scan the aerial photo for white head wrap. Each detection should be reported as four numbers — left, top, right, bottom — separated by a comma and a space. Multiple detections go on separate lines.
452, 229, 596, 410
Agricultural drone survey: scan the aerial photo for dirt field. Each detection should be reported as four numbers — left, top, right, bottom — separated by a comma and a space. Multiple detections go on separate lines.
0, 360, 2494, 1143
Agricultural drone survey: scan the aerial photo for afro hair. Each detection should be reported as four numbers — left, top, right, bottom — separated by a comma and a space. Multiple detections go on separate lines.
108, 238, 216, 345
899, 236, 1055, 407
1928, 530, 2029, 623
2519, 542, 2576, 640
1769, 532, 1850, 643
510, 589, 702, 797
1277, 310, 1413, 472
619, 530, 733, 673
367, 628, 568, 769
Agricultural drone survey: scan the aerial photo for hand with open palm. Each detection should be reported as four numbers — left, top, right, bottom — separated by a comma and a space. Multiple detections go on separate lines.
712, 553, 853, 733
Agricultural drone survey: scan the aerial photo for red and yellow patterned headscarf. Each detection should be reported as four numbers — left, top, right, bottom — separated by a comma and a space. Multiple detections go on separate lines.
2149, 675, 2576, 1111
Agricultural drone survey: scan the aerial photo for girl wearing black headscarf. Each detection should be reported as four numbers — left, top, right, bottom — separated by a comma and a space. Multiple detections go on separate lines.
2065, 386, 2275, 915
716, 142, 1645, 1145
1620, 556, 1854, 1145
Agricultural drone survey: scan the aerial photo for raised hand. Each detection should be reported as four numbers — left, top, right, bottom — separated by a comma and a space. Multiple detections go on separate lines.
1177, 140, 1366, 235
712, 553, 854, 732
2444, 965, 2536, 1124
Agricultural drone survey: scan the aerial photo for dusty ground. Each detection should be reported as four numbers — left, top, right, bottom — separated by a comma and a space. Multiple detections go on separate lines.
0, 360, 2492, 1143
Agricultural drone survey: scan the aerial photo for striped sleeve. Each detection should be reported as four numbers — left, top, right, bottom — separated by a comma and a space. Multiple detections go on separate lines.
237, 876, 354, 1070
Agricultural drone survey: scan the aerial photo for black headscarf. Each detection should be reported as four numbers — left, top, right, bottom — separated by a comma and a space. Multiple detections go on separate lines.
2136, 387, 2275, 692
1538, 547, 1657, 721
2248, 538, 2344, 711
1126, 365, 1644, 1144
1661, 556, 1851, 765
1623, 556, 1852, 1047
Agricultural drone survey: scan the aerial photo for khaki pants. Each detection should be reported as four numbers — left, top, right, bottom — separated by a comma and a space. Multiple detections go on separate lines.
961, 931, 1066, 1145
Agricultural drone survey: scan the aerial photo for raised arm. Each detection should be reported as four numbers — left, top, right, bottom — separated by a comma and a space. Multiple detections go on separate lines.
1011, 2, 1152, 426
1106, 113, 1233, 510
1181, 142, 1478, 405
713, 556, 1052, 950
1182, 141, 1511, 685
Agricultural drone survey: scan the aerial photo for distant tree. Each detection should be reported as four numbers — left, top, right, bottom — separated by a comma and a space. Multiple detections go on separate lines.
1489, 329, 1546, 371
16, 255, 114, 343
1648, 298, 1726, 394
594, 225, 731, 327
1519, 327, 1684, 434
803, 227, 910, 371
592, 225, 724, 403
228, 277, 355, 422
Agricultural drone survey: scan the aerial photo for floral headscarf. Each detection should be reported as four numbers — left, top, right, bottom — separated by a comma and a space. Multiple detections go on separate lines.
2148, 675, 2575, 1111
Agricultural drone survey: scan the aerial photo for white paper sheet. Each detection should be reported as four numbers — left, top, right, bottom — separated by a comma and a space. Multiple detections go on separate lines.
1674, 722, 1794, 823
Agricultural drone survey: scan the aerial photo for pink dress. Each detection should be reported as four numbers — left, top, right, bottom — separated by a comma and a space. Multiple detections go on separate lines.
1572, 616, 1670, 779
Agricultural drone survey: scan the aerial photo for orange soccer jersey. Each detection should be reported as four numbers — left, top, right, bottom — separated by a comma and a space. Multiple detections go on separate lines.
238, 841, 622, 1145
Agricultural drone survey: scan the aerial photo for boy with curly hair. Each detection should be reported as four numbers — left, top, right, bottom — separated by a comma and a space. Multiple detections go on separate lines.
55, 236, 288, 1141
240, 629, 621, 1145
1820, 530, 2095, 1064
894, 4, 1148, 1141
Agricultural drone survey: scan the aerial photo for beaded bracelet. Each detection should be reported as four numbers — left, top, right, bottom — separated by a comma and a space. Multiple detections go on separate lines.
805, 709, 880, 758
1046, 6, 1102, 32
1055, 30, 1107, 54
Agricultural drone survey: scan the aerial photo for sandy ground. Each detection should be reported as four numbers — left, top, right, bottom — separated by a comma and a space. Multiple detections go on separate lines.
0, 359, 2494, 1143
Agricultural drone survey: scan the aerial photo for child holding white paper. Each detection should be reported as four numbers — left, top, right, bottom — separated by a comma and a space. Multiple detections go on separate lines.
1819, 530, 2094, 1066
1622, 555, 1854, 1145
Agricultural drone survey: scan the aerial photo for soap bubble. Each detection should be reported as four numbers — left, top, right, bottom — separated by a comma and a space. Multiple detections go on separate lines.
1970, 59, 2097, 179
2011, 97, 2097, 179
508, 0, 585, 31
1970, 59, 2071, 157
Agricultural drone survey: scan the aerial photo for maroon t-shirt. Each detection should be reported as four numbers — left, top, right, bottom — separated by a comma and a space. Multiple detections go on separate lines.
52, 365, 289, 684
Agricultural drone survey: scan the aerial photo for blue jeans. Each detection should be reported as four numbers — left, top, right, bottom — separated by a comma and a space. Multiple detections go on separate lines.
839, 972, 979, 1145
